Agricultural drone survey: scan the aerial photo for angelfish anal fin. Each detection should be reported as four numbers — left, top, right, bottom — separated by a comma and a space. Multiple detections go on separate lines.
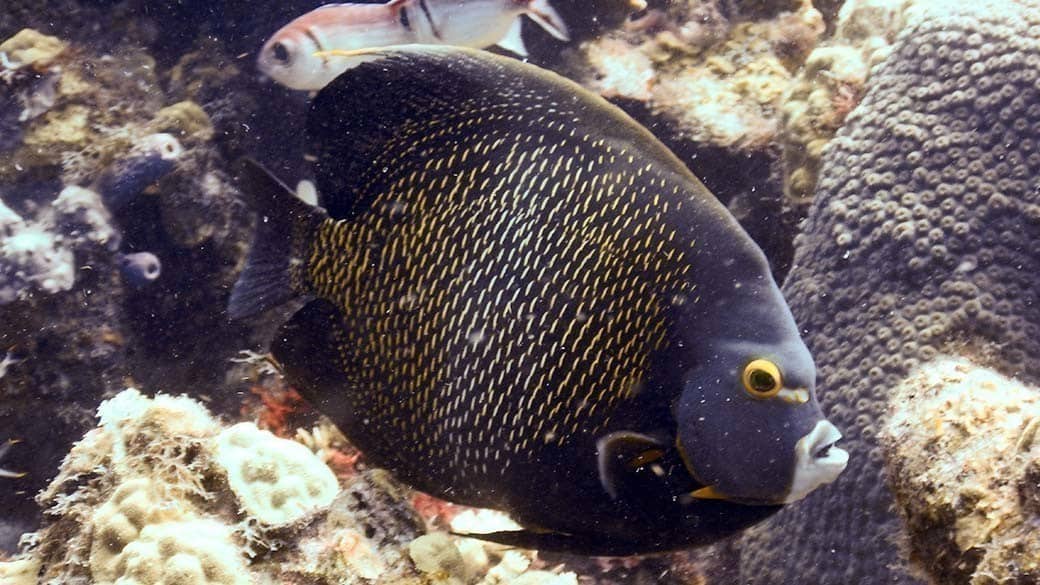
271, 298, 358, 427
496, 18, 528, 56
596, 431, 668, 500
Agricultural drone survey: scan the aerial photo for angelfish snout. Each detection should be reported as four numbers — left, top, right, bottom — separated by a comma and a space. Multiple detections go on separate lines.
783, 419, 848, 503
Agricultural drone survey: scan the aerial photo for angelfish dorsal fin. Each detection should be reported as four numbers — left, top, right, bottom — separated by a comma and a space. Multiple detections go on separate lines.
307, 46, 695, 221
496, 18, 528, 56
227, 159, 326, 320
596, 431, 667, 500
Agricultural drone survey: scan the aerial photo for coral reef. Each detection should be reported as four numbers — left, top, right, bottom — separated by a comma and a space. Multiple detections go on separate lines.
565, 0, 824, 152
738, 0, 1040, 582
26, 388, 415, 584
882, 357, 1040, 584
0, 26, 258, 545
12, 388, 595, 585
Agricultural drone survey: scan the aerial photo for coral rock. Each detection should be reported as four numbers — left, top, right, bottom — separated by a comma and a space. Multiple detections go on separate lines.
882, 357, 1040, 584
568, 0, 823, 151
780, 0, 913, 207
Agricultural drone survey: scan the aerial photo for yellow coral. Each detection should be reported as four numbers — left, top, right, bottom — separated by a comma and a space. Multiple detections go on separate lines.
148, 101, 214, 144
0, 29, 65, 70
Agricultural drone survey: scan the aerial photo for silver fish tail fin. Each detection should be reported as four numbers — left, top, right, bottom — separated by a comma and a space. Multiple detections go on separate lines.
524, 0, 570, 41
496, 19, 529, 56
228, 158, 327, 320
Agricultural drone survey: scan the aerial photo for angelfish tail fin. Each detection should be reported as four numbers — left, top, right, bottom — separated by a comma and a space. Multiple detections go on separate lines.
524, 0, 570, 41
228, 158, 327, 320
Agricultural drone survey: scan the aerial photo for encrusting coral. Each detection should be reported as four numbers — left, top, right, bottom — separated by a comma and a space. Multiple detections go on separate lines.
214, 422, 339, 527
739, 0, 1040, 582
882, 357, 1040, 584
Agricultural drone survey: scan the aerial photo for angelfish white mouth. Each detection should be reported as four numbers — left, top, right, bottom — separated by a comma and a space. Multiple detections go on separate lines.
783, 420, 849, 503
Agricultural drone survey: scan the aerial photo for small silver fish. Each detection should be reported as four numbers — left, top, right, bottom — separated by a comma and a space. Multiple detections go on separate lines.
258, 0, 570, 90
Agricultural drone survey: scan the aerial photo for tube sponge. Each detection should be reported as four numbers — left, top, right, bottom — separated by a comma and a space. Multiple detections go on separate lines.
95, 132, 183, 210
213, 423, 339, 527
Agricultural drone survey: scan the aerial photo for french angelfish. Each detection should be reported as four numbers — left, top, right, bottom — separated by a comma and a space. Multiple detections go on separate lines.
230, 46, 848, 555
258, 0, 570, 90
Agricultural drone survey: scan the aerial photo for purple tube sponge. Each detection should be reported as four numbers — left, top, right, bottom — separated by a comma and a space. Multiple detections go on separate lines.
96, 133, 183, 211
119, 252, 161, 287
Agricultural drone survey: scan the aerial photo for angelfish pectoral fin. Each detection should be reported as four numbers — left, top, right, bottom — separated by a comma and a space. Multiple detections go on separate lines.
596, 431, 667, 500
690, 485, 729, 500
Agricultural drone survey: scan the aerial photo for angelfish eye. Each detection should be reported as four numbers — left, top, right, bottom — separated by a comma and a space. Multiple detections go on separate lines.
271, 42, 291, 63
741, 359, 782, 398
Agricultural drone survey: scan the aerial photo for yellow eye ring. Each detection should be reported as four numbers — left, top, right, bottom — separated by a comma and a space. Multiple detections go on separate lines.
742, 359, 783, 398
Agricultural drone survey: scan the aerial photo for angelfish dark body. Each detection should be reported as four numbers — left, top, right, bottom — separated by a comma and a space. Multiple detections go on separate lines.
230, 46, 846, 555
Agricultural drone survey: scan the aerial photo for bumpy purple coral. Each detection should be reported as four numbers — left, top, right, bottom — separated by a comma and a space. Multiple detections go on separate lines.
739, 0, 1040, 583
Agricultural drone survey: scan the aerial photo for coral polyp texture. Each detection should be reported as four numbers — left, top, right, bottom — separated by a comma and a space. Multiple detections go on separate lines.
740, 0, 1040, 582
882, 357, 1040, 584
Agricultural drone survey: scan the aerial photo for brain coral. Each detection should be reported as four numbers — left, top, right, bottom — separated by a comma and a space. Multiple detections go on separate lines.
739, 0, 1040, 582
213, 422, 339, 527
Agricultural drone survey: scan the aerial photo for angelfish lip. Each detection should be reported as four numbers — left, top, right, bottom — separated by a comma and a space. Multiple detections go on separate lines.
783, 420, 849, 503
